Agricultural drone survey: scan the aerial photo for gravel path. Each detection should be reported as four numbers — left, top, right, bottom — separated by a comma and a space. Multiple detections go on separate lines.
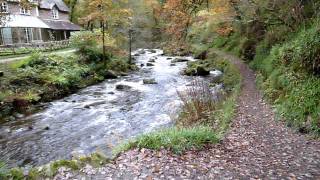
55, 49, 320, 180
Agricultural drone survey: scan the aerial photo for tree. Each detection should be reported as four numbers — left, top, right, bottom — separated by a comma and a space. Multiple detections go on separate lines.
78, 0, 131, 63
161, 0, 212, 40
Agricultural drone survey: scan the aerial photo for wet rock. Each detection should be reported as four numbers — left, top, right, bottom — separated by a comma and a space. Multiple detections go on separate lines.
93, 92, 104, 96
138, 50, 146, 54
167, 57, 173, 60
84, 101, 106, 108
143, 78, 158, 84
195, 50, 208, 60
116, 84, 132, 91
148, 59, 156, 63
120, 72, 129, 76
184, 65, 210, 76
141, 64, 145, 67
108, 92, 115, 95
146, 63, 155, 67
104, 70, 118, 79
28, 126, 33, 130
172, 58, 189, 63
196, 66, 210, 76
0, 71, 4, 77
150, 49, 157, 53
44, 126, 50, 130
170, 63, 176, 66
13, 113, 25, 119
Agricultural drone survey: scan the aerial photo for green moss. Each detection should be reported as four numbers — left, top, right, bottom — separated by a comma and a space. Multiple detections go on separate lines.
49, 160, 80, 176
9, 168, 24, 180
78, 153, 109, 167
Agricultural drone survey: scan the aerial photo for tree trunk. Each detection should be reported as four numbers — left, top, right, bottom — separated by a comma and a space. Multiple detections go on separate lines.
101, 21, 106, 65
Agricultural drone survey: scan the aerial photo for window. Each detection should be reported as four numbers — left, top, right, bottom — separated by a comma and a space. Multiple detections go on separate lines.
20, 8, 31, 15
52, 9, 59, 19
24, 28, 33, 43
0, 2, 8, 13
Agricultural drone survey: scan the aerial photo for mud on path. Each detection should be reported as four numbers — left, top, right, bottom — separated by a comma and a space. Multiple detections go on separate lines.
55, 49, 320, 180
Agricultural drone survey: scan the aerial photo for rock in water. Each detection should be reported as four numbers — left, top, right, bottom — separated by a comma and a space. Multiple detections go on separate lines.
143, 78, 158, 84
116, 84, 132, 91
148, 59, 156, 63
150, 49, 157, 53
146, 63, 155, 66
172, 58, 189, 63
0, 71, 4, 77
104, 70, 118, 79
195, 50, 208, 60
196, 66, 210, 76
84, 101, 107, 108
138, 50, 146, 54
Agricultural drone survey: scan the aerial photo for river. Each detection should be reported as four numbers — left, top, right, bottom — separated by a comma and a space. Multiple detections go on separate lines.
0, 49, 202, 168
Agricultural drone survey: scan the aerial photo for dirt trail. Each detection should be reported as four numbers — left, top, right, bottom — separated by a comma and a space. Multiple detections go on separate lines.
55, 49, 320, 180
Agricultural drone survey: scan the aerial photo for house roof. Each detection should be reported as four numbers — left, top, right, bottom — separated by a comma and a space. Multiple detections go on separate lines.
39, 0, 70, 12
42, 20, 81, 31
0, 15, 50, 28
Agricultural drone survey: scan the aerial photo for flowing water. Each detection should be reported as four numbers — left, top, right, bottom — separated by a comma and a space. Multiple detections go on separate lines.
0, 49, 196, 168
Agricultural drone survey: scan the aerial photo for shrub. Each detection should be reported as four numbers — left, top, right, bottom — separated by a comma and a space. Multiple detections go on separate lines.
177, 79, 219, 126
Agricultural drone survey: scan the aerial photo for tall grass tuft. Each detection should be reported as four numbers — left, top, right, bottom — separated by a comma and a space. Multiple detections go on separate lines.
177, 78, 220, 126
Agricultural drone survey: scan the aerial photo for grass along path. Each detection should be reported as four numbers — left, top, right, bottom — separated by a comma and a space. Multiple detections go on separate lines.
54, 49, 320, 179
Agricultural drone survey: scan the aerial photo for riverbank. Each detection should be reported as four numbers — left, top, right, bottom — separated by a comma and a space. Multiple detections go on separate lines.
0, 51, 136, 122
0, 48, 241, 179
21, 49, 319, 180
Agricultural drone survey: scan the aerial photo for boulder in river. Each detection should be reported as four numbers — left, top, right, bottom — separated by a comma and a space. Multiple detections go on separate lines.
84, 101, 107, 108
184, 65, 210, 76
146, 63, 155, 67
195, 50, 208, 60
196, 66, 210, 76
172, 58, 189, 63
143, 78, 158, 84
116, 84, 132, 91
0, 71, 4, 77
170, 63, 176, 66
120, 72, 129, 77
138, 50, 146, 55
13, 113, 25, 119
149, 49, 157, 53
104, 70, 118, 79
148, 59, 156, 63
